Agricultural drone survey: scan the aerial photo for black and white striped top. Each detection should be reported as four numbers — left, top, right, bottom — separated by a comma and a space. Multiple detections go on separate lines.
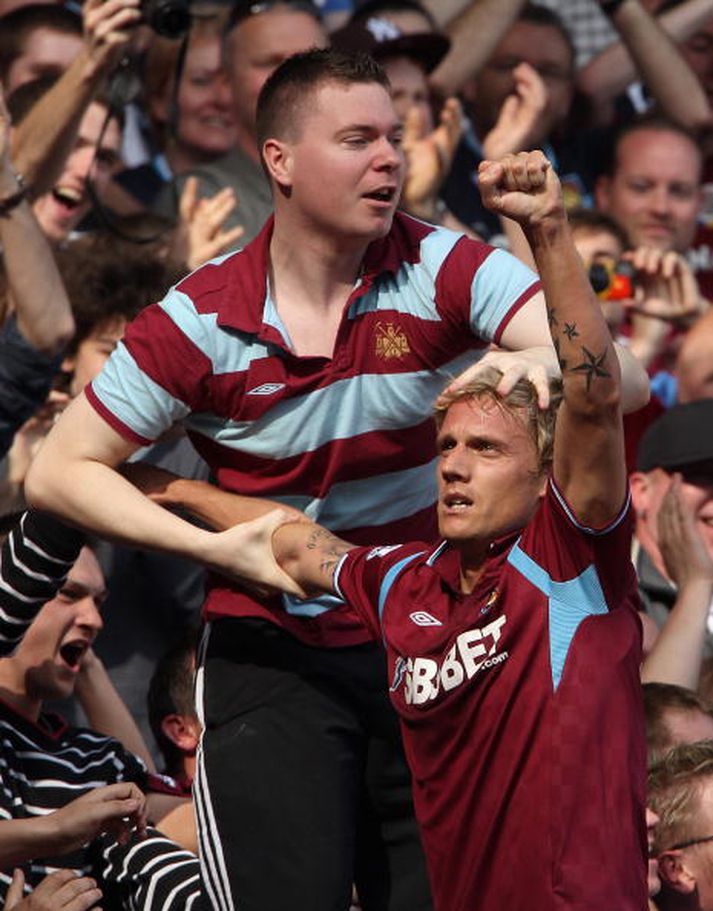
0, 512, 207, 909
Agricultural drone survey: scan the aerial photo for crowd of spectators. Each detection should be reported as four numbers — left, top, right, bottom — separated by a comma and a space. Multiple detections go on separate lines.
0, 0, 712, 907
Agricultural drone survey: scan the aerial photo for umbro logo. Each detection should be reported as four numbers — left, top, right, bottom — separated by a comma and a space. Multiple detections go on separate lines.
409, 611, 442, 627
247, 382, 286, 396
366, 545, 402, 561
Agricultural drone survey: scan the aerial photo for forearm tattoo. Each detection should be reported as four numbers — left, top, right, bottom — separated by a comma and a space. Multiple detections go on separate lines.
305, 527, 352, 581
549, 308, 612, 391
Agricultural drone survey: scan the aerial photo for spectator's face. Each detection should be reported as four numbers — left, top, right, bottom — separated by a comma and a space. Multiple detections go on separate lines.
666, 782, 713, 910
571, 227, 624, 269
223, 7, 328, 148
16, 547, 105, 705
383, 55, 432, 128
632, 468, 713, 564
174, 34, 237, 160
468, 21, 574, 140
64, 316, 127, 399
33, 102, 123, 242
595, 129, 703, 254
276, 80, 404, 242
436, 398, 546, 551
4, 27, 82, 94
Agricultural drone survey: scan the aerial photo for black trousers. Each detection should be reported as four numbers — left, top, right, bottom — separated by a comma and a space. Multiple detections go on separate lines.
195, 618, 433, 911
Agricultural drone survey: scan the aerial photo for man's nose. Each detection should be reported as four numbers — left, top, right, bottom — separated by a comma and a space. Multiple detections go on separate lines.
75, 596, 104, 636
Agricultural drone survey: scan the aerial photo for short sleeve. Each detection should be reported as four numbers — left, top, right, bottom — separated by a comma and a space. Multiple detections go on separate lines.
334, 542, 428, 639
435, 238, 542, 345
87, 289, 214, 444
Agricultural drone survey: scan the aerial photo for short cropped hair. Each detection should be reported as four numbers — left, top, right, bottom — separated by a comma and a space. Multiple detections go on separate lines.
568, 208, 630, 251
644, 683, 713, 765
255, 47, 391, 153
147, 630, 199, 778
601, 112, 702, 180
0, 4, 81, 85
648, 740, 713, 853
434, 367, 562, 475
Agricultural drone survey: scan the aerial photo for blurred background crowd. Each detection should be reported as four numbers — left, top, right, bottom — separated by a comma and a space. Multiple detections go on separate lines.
1, 0, 713, 908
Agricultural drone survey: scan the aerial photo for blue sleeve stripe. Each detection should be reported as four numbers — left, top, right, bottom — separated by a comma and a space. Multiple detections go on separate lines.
378, 552, 426, 625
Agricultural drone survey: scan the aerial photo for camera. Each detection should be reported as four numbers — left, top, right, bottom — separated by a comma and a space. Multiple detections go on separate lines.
588, 260, 635, 301
141, 0, 190, 38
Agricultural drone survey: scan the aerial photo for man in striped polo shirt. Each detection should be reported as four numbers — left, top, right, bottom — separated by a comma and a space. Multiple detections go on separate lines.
27, 48, 648, 911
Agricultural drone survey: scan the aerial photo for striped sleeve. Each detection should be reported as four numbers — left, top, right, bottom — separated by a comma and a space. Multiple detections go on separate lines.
88, 291, 210, 445
96, 827, 208, 910
434, 237, 541, 343
0, 511, 84, 655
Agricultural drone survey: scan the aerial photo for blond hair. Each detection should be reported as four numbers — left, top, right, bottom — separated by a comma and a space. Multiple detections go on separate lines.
434, 367, 562, 474
648, 741, 713, 853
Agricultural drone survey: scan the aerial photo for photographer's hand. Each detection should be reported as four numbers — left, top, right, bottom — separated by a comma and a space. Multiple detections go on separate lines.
81, 0, 142, 78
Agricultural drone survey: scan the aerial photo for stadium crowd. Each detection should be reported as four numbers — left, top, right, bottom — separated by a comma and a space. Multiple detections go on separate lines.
0, 0, 712, 908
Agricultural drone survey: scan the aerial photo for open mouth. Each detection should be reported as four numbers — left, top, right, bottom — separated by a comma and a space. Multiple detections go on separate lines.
59, 640, 88, 670
443, 493, 473, 511
363, 187, 396, 203
52, 186, 83, 210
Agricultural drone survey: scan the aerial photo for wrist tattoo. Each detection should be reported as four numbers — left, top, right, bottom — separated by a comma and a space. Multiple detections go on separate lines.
547, 306, 558, 329
305, 528, 351, 579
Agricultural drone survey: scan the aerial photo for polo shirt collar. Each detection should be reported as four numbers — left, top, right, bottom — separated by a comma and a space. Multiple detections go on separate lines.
215, 211, 418, 336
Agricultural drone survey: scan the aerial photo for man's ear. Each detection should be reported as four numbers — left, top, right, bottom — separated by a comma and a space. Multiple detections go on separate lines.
161, 714, 200, 753
629, 471, 650, 518
262, 138, 293, 192
658, 850, 697, 895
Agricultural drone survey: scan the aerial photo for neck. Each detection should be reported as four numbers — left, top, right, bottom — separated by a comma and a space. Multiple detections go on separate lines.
270, 216, 366, 311
456, 541, 491, 595
0, 661, 41, 722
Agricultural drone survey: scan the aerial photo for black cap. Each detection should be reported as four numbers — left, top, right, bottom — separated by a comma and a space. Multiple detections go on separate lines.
331, 16, 450, 74
636, 400, 713, 473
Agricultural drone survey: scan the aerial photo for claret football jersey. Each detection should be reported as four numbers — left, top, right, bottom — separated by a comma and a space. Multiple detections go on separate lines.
335, 480, 647, 911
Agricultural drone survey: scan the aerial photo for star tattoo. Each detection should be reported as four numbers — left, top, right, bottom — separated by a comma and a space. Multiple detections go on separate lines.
570, 347, 611, 390
563, 322, 579, 340
547, 306, 558, 329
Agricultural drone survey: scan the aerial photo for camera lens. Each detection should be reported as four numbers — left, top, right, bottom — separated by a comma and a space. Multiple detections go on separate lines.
141, 0, 190, 38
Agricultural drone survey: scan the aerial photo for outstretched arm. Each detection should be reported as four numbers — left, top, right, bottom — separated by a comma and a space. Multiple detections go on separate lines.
480, 151, 631, 526
123, 463, 352, 598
